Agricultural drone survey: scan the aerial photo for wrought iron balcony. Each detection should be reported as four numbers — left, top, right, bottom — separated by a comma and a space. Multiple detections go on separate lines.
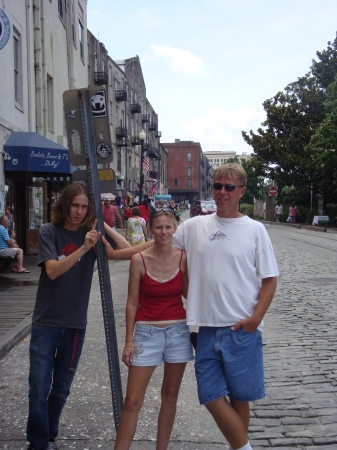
131, 103, 141, 114
149, 170, 159, 180
131, 136, 140, 146
94, 72, 108, 85
143, 143, 151, 151
155, 131, 162, 138
115, 89, 127, 102
116, 127, 127, 138
116, 138, 125, 147
148, 147, 161, 160
142, 114, 150, 123
148, 121, 157, 131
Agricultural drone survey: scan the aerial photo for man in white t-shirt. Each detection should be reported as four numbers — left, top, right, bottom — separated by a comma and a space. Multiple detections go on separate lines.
105, 163, 279, 450
172, 163, 278, 450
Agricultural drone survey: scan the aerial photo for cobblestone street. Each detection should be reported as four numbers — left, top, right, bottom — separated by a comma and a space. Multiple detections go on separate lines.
0, 224, 337, 449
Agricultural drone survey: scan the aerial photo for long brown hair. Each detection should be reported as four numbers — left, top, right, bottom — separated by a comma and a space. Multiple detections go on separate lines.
52, 183, 94, 230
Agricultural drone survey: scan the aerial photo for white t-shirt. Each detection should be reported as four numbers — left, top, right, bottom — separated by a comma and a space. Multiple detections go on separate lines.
173, 214, 279, 331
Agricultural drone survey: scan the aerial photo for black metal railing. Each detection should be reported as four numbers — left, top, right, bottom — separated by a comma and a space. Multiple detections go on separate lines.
148, 147, 161, 159
116, 127, 128, 138
142, 114, 150, 123
94, 72, 108, 85
131, 136, 140, 146
115, 89, 127, 102
131, 103, 141, 114
148, 121, 157, 131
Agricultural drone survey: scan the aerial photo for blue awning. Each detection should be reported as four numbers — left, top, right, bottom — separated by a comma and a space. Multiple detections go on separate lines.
4, 132, 73, 174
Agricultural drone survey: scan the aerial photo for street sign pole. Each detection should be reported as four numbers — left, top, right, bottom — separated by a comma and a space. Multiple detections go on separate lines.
78, 89, 123, 430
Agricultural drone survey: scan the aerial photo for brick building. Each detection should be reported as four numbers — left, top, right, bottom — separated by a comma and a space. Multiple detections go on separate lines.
163, 139, 212, 203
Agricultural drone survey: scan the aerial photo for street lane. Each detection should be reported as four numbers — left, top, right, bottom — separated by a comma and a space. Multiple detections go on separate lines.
266, 225, 337, 261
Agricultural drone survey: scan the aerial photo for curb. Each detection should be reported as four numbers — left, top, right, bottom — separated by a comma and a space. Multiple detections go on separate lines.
0, 313, 32, 360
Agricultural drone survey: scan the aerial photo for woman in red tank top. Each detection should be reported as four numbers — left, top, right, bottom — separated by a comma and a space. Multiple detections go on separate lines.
114, 209, 193, 450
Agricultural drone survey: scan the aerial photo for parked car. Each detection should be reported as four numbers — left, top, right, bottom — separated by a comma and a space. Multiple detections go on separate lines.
190, 200, 217, 217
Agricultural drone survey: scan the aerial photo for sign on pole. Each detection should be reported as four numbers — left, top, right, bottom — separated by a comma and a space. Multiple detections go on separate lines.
63, 88, 113, 166
63, 88, 123, 430
269, 186, 278, 197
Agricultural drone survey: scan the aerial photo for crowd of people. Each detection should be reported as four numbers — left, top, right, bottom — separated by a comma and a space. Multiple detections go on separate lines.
19, 162, 279, 450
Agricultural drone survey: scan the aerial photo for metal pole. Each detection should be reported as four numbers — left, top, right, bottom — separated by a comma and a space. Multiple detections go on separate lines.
140, 139, 144, 203
79, 90, 123, 431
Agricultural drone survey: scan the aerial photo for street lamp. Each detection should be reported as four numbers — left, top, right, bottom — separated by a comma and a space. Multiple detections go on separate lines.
139, 129, 146, 202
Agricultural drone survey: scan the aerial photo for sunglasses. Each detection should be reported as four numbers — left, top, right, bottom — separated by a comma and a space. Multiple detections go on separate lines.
152, 208, 174, 214
213, 183, 242, 191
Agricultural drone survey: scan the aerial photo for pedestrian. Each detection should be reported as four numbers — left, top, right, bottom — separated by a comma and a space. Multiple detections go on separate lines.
289, 202, 296, 224
0, 214, 30, 273
114, 208, 192, 450
106, 163, 279, 450
125, 206, 148, 247
139, 199, 150, 238
102, 196, 123, 230
275, 203, 283, 222
115, 192, 121, 208
26, 183, 129, 450
123, 202, 133, 228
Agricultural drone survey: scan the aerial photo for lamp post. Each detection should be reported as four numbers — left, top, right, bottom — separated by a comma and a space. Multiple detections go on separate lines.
139, 129, 146, 203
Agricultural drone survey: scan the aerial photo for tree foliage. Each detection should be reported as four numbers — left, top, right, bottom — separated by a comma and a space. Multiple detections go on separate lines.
242, 37, 337, 204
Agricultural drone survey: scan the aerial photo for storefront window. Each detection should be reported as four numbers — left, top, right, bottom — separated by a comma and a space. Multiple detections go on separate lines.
28, 186, 44, 229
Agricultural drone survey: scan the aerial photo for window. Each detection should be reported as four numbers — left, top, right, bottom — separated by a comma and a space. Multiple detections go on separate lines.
13, 32, 22, 105
187, 152, 192, 162
174, 178, 178, 186
188, 178, 192, 187
108, 65, 112, 86
47, 75, 54, 131
187, 167, 192, 177
58, 0, 64, 19
117, 152, 121, 171
79, 20, 84, 59
71, 3, 75, 43
109, 101, 112, 124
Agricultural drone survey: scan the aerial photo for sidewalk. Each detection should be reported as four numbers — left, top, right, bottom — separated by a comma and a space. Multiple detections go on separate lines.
0, 255, 39, 359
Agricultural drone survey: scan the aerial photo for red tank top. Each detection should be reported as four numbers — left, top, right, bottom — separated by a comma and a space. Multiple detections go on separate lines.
135, 251, 187, 324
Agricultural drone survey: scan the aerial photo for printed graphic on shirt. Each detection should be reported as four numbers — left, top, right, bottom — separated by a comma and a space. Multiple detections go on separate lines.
209, 231, 230, 241
58, 243, 81, 265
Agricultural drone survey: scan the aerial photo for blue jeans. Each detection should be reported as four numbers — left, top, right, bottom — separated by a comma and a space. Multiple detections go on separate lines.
195, 326, 265, 405
27, 324, 86, 449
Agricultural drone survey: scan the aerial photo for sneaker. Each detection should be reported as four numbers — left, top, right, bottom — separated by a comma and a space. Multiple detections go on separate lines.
48, 442, 57, 450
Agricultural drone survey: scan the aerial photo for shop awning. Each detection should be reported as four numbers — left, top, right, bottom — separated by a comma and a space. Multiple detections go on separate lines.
4, 132, 73, 174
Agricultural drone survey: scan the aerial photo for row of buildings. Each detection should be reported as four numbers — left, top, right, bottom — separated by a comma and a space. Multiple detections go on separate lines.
0, 1, 251, 254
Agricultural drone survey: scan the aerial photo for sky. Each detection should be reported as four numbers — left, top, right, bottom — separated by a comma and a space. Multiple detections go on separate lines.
87, 0, 337, 154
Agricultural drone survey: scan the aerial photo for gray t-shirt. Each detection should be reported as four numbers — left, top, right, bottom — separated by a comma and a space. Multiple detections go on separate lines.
32, 223, 96, 329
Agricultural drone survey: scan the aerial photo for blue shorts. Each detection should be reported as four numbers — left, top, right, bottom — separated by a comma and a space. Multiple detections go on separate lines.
195, 326, 265, 404
132, 322, 194, 366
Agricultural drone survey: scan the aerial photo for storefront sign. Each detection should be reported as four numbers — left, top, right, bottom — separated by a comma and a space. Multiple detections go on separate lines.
0, 8, 10, 51
4, 132, 73, 174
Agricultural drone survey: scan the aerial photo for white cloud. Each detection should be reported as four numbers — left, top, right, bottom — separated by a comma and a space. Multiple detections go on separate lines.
144, 45, 204, 76
179, 107, 263, 153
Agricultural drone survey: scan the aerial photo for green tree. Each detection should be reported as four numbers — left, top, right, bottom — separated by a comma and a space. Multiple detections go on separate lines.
242, 36, 337, 204
226, 157, 263, 204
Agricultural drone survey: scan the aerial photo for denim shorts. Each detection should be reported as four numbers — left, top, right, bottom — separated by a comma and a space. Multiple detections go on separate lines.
195, 326, 265, 405
132, 322, 194, 366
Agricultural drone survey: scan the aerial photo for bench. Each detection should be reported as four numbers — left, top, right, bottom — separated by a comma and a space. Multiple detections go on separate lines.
312, 215, 329, 227
0, 255, 13, 270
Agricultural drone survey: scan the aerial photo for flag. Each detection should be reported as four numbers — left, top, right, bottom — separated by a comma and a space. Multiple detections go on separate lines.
142, 153, 150, 172
150, 180, 159, 196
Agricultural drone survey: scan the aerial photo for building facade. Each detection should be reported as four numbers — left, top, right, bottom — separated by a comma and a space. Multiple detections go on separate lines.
204, 150, 252, 169
163, 139, 212, 203
1, 1, 165, 254
0, 0, 88, 253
